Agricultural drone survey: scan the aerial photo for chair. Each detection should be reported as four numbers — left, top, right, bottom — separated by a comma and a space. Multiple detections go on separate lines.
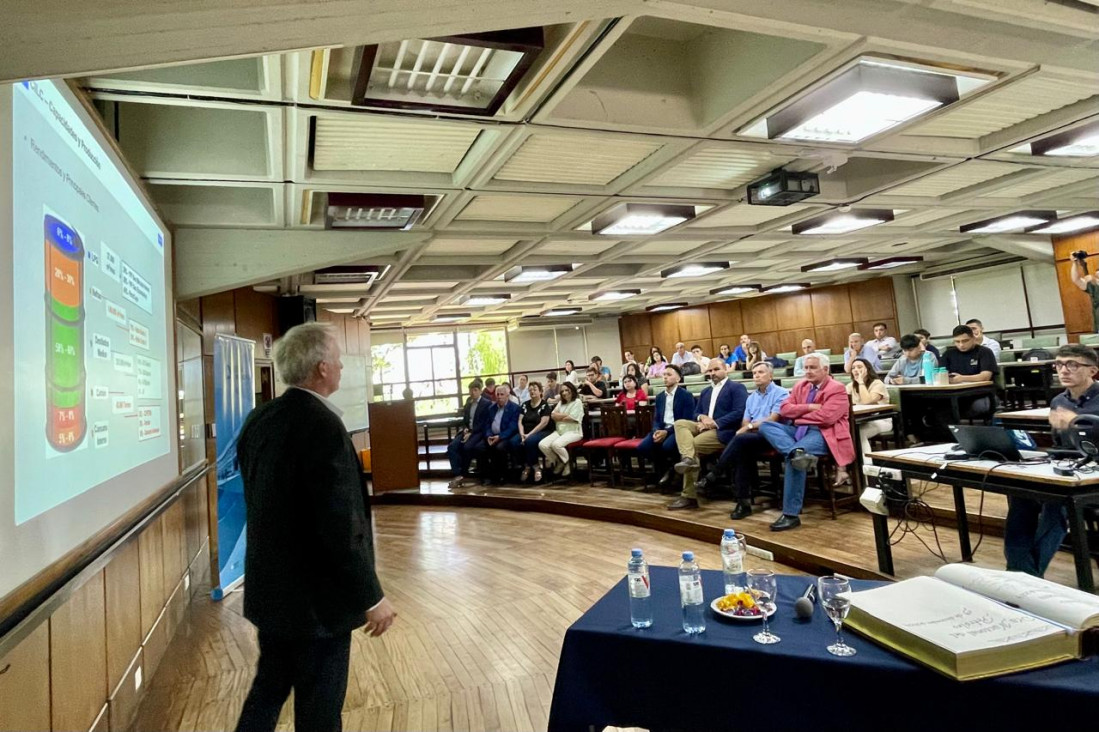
1020, 335, 1061, 349
584, 404, 628, 487
614, 403, 655, 487
998, 350, 1018, 363
1079, 333, 1099, 347
808, 394, 862, 519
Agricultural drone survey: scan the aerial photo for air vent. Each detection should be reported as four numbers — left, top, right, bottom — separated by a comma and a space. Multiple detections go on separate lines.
324, 193, 428, 230
313, 265, 386, 286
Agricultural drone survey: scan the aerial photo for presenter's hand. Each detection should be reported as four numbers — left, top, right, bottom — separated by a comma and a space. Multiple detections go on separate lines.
364, 597, 397, 637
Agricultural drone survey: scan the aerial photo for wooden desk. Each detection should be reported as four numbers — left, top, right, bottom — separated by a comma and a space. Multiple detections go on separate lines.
866, 444, 1099, 591
996, 407, 1052, 433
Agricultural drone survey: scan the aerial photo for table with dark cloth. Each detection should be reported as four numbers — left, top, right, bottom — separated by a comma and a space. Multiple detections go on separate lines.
548, 567, 1099, 732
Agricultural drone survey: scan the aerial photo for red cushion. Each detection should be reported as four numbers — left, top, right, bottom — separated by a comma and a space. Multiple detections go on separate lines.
583, 437, 626, 449
613, 438, 644, 450
566, 440, 588, 450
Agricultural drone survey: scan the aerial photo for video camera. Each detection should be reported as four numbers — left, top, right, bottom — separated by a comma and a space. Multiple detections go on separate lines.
1073, 250, 1090, 274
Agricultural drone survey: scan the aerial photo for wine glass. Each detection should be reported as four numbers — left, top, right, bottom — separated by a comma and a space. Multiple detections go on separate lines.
818, 576, 856, 657
747, 569, 780, 644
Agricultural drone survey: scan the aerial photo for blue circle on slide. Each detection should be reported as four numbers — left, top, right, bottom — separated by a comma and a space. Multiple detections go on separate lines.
44, 214, 82, 257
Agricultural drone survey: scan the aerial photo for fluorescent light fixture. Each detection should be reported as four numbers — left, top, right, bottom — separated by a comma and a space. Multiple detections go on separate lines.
1030, 120, 1099, 157
324, 307, 357, 314
542, 307, 582, 316
325, 193, 427, 230
802, 257, 868, 273
764, 59, 959, 143
1026, 213, 1099, 235
792, 209, 894, 235
503, 264, 572, 283
460, 293, 511, 306
858, 256, 924, 270
590, 289, 641, 302
432, 312, 472, 323
960, 211, 1055, 234
646, 302, 688, 313
761, 283, 810, 294
661, 262, 729, 279
590, 203, 696, 236
351, 28, 545, 115
709, 284, 762, 297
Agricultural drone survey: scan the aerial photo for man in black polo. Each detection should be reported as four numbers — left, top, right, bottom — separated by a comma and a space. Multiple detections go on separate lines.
928, 324, 999, 440
1005, 345, 1099, 576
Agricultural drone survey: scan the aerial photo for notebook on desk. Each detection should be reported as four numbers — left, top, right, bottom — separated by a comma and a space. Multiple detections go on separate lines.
948, 425, 1022, 462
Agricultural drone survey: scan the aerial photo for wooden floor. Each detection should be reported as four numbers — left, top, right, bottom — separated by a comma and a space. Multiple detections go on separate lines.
132, 505, 794, 732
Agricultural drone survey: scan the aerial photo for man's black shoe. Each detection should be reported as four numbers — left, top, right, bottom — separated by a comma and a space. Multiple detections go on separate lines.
770, 514, 801, 532
695, 472, 718, 495
657, 468, 677, 488
730, 502, 752, 520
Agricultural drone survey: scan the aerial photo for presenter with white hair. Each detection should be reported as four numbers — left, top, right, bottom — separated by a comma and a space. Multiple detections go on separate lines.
235, 322, 396, 732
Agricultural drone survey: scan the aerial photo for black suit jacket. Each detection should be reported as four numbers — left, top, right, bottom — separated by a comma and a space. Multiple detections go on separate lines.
237, 388, 384, 637
462, 395, 492, 438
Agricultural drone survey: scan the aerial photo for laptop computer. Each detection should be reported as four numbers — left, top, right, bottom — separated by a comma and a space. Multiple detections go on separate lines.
948, 425, 1022, 462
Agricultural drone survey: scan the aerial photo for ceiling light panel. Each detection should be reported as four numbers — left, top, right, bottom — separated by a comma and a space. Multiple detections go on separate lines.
905, 73, 1097, 139
1027, 213, 1099, 234
591, 202, 695, 235
802, 257, 868, 272
456, 194, 582, 222
591, 290, 641, 301
312, 115, 481, 172
884, 160, 1024, 197
881, 208, 966, 227
648, 147, 793, 190
1032, 125, 1099, 157
493, 132, 665, 186
661, 262, 728, 278
792, 210, 894, 235
858, 256, 924, 270
960, 211, 1055, 233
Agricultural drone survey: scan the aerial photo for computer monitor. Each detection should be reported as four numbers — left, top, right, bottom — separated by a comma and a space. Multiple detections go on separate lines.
949, 425, 1022, 462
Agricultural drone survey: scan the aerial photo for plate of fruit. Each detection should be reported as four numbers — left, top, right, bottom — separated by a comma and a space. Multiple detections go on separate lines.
711, 590, 776, 621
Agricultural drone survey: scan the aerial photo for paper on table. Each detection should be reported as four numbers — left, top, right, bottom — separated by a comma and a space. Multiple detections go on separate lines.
935, 564, 1099, 632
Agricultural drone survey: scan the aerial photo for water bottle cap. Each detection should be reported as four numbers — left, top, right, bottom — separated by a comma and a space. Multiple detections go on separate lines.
682, 551, 694, 561
631, 548, 643, 558
723, 529, 735, 539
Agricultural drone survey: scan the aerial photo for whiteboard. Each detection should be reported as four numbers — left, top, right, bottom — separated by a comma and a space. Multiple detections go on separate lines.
953, 267, 1029, 333
330, 354, 368, 431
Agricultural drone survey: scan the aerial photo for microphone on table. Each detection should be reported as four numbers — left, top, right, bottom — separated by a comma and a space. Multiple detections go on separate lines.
794, 584, 816, 620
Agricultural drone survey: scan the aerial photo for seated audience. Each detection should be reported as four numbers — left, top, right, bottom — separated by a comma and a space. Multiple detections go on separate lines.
691, 345, 711, 370
513, 374, 531, 404
645, 346, 663, 368
591, 355, 613, 380
793, 338, 818, 377
1006, 345, 1098, 576
562, 360, 580, 385
843, 332, 881, 373
648, 350, 668, 379
760, 353, 855, 532
666, 360, 748, 511
638, 365, 695, 490
867, 322, 901, 359
745, 340, 766, 370
483, 384, 521, 484
621, 350, 640, 379
886, 334, 937, 384
696, 362, 790, 519
846, 357, 892, 468
543, 371, 560, 402
578, 366, 608, 401
928, 324, 999, 440
718, 343, 735, 366
965, 318, 1001, 356
511, 381, 553, 483
447, 380, 491, 490
731, 334, 752, 364
616, 375, 648, 410
539, 383, 585, 478
623, 361, 649, 394
500, 381, 520, 405
483, 377, 497, 399
914, 328, 940, 359
672, 342, 696, 367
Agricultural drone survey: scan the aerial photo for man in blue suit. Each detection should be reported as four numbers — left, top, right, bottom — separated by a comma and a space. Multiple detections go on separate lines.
482, 384, 522, 484
638, 365, 696, 492
667, 359, 748, 510
448, 380, 492, 489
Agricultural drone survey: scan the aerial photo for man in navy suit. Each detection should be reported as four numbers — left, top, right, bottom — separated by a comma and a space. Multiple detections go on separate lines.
481, 383, 522, 484
667, 359, 748, 510
448, 380, 492, 489
638, 365, 696, 491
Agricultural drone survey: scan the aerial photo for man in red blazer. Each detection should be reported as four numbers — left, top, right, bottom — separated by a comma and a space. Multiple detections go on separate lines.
760, 352, 855, 531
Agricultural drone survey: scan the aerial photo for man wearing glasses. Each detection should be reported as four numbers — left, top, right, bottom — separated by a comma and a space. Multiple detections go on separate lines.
666, 359, 748, 510
1005, 345, 1099, 577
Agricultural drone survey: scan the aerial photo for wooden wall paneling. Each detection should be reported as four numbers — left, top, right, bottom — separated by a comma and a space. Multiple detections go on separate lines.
90, 705, 109, 732
160, 502, 186, 603
809, 286, 853, 326
676, 307, 712, 341
1056, 259, 1095, 337
649, 312, 680, 355
853, 318, 897, 340
707, 300, 743, 340
164, 581, 188, 642
182, 480, 201, 568
1053, 231, 1099, 261
773, 293, 813, 330
0, 622, 50, 732
232, 287, 278, 347
847, 277, 896, 321
740, 297, 778, 334
619, 313, 652, 349
108, 650, 144, 732
199, 291, 235, 357
50, 571, 108, 732
690, 339, 714, 360
753, 331, 779, 355
815, 324, 853, 353
138, 518, 165, 637
104, 540, 142, 694
176, 297, 201, 325
776, 327, 816, 355
141, 615, 169, 686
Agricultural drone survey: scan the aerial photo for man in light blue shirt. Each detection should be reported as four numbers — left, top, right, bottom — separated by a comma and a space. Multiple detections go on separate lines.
793, 338, 819, 377
843, 332, 881, 373
695, 362, 790, 519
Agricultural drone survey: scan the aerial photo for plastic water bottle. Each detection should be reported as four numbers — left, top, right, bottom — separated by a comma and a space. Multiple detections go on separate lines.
679, 551, 706, 634
720, 529, 746, 593
627, 548, 653, 629
921, 351, 936, 385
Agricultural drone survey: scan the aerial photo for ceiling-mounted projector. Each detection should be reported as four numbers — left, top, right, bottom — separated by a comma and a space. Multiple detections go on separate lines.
746, 168, 820, 206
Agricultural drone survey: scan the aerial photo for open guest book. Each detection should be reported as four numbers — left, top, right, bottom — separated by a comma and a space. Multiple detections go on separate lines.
845, 564, 1099, 681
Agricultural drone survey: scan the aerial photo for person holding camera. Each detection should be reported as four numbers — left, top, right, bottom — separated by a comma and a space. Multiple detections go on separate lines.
1071, 250, 1099, 333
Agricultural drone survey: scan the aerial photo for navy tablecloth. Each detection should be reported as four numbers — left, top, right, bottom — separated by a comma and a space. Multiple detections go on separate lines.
548, 567, 1099, 732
